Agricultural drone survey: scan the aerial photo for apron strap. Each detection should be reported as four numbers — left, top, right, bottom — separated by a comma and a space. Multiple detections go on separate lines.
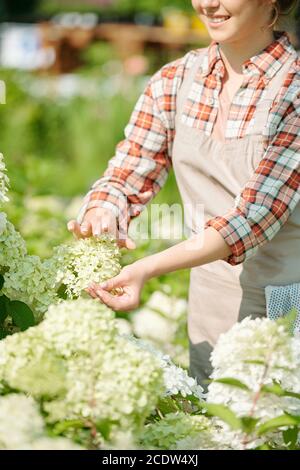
252, 54, 296, 134
176, 49, 208, 119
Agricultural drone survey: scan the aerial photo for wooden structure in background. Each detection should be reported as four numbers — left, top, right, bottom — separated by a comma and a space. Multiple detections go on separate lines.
38, 22, 211, 74
93, 22, 210, 59
38, 22, 298, 74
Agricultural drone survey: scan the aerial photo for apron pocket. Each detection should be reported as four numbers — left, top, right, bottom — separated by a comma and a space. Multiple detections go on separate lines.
265, 283, 300, 335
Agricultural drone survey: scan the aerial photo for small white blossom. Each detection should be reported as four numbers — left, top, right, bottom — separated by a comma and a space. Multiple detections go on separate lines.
0, 212, 7, 235
0, 394, 44, 449
0, 153, 9, 204
132, 308, 177, 344
207, 317, 300, 449
147, 291, 187, 320
124, 336, 205, 400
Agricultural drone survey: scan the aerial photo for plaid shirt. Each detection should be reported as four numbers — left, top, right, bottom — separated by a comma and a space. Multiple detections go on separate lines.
78, 32, 300, 266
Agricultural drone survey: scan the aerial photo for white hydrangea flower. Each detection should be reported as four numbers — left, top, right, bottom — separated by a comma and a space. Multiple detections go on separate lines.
1, 222, 120, 319
0, 212, 7, 235
0, 219, 58, 318
132, 308, 177, 344
103, 430, 138, 450
0, 393, 81, 450
16, 437, 85, 450
0, 327, 66, 398
42, 298, 116, 356
0, 153, 9, 204
17, 437, 84, 450
147, 291, 187, 320
124, 335, 205, 401
207, 317, 300, 449
0, 218, 27, 270
51, 235, 121, 298
3, 255, 59, 319
0, 394, 44, 449
115, 318, 133, 336
0, 299, 164, 439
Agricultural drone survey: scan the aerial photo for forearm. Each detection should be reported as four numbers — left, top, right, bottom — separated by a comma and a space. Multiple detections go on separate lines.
135, 227, 232, 280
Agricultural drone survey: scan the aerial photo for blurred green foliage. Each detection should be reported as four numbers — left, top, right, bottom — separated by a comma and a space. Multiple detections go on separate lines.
38, 0, 193, 21
0, 70, 135, 197
0, 40, 186, 309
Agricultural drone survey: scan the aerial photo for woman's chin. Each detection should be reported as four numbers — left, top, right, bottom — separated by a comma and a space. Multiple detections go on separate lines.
206, 29, 240, 45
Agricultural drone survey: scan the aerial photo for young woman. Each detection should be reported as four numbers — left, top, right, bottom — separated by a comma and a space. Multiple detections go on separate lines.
68, 1, 300, 386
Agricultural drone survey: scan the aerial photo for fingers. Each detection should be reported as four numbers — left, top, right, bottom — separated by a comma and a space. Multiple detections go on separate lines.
117, 237, 136, 250
91, 270, 126, 293
67, 212, 118, 239
92, 218, 117, 238
85, 285, 120, 309
90, 286, 134, 311
85, 287, 98, 299
67, 220, 92, 239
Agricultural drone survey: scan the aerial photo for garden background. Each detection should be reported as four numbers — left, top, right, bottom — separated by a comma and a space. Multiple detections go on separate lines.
0, 0, 299, 366
1, 1, 300, 451
0, 0, 220, 368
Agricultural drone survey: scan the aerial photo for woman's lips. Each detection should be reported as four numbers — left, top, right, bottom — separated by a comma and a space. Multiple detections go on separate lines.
206, 16, 231, 27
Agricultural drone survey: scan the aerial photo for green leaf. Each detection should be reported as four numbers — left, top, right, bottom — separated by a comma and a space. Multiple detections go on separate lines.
9, 300, 35, 331
278, 308, 298, 335
0, 326, 9, 339
156, 397, 179, 416
255, 443, 273, 450
198, 402, 242, 431
96, 420, 116, 441
0, 274, 4, 290
257, 414, 300, 436
57, 284, 68, 300
241, 416, 260, 434
213, 377, 250, 392
283, 427, 299, 449
52, 420, 85, 435
244, 360, 266, 366
261, 383, 300, 400
0, 295, 10, 324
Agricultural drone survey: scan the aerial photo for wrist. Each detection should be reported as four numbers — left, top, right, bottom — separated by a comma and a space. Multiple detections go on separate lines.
132, 257, 155, 283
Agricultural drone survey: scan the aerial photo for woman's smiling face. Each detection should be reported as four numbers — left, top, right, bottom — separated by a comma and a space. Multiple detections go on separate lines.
192, 0, 274, 44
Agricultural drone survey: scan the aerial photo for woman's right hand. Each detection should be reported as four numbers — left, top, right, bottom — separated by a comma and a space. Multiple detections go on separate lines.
67, 207, 136, 250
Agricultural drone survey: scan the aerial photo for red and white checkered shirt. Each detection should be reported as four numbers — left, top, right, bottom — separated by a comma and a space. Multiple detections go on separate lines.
78, 32, 300, 265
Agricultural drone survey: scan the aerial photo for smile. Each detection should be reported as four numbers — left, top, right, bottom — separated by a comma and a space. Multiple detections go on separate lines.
207, 16, 231, 24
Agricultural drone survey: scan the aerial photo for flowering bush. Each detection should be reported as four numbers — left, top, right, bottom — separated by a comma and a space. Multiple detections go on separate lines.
206, 316, 300, 450
1, 150, 300, 450
0, 298, 165, 446
140, 412, 214, 450
1, 184, 121, 334
51, 236, 121, 299
0, 394, 83, 450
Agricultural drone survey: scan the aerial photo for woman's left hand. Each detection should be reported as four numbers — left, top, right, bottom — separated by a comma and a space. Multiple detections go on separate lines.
86, 263, 147, 311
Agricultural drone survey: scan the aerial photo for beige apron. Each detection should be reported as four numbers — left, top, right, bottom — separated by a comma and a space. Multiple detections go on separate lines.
172, 51, 299, 386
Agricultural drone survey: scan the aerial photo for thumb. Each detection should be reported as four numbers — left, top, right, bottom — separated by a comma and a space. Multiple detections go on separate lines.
118, 237, 136, 250
99, 273, 124, 291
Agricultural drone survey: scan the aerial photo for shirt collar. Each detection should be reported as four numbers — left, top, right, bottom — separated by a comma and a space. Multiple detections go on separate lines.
200, 32, 296, 81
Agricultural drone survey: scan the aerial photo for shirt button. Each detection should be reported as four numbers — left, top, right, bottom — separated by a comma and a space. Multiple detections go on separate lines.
207, 97, 214, 106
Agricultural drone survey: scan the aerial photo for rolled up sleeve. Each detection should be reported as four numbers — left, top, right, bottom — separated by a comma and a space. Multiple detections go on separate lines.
206, 110, 300, 265
76, 73, 174, 231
